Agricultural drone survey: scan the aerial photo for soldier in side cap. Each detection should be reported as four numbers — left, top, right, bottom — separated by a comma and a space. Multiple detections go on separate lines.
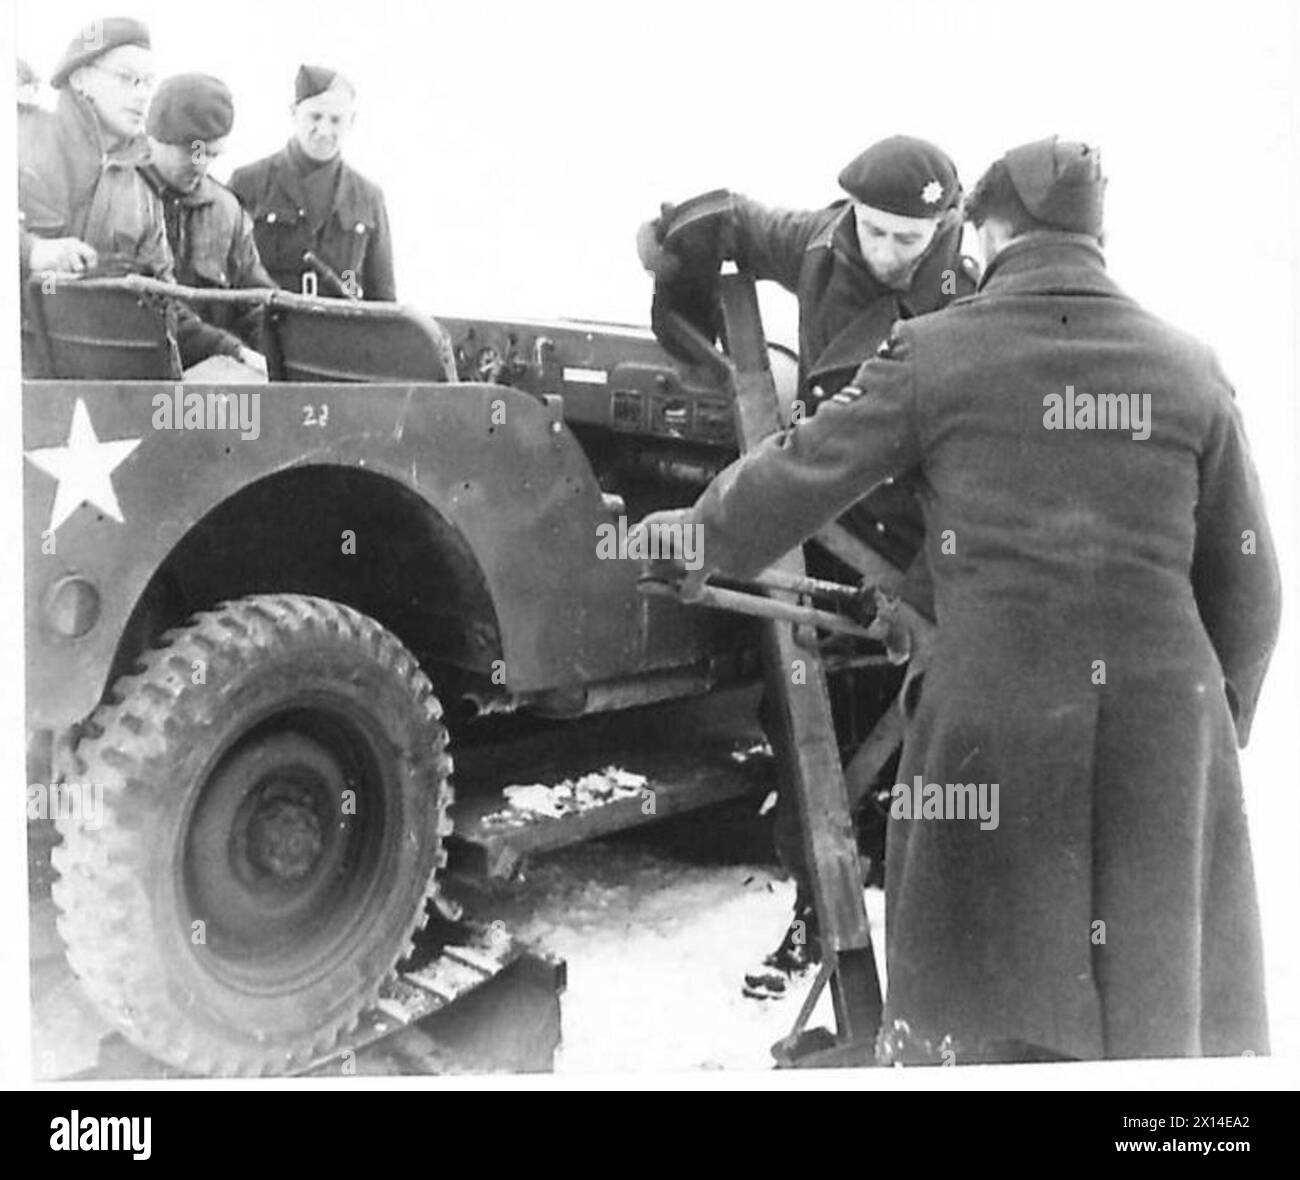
637, 136, 979, 997
229, 66, 395, 301
144, 73, 276, 360
17, 17, 261, 372
640, 137, 1281, 1062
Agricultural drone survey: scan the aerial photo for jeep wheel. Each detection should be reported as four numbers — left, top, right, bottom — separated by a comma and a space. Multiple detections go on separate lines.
51, 594, 453, 1076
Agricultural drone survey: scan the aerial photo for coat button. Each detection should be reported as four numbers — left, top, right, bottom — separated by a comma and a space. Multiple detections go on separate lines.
355, 222, 366, 234
266, 212, 277, 223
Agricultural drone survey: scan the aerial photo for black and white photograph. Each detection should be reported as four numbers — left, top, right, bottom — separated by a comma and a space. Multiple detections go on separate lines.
2, 0, 1298, 1124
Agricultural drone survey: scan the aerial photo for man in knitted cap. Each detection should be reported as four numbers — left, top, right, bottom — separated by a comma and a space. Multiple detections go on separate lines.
17, 17, 258, 372
640, 136, 1280, 1063
229, 66, 395, 301
144, 73, 275, 355
637, 136, 978, 998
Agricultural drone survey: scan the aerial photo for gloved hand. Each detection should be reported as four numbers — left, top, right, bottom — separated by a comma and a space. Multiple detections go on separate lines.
629, 508, 706, 601
636, 202, 682, 281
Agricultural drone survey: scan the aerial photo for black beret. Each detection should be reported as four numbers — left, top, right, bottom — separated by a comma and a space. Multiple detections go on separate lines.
838, 135, 960, 218
1004, 136, 1105, 236
147, 73, 234, 144
51, 16, 150, 89
295, 64, 353, 103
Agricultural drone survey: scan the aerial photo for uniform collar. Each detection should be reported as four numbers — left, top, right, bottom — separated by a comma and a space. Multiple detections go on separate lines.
977, 231, 1116, 297
270, 141, 370, 226
141, 162, 219, 207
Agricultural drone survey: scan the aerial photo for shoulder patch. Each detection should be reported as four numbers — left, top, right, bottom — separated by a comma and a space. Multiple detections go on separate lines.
831, 385, 865, 406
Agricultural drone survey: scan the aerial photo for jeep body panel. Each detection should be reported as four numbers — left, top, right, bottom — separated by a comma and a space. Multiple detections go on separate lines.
24, 378, 749, 730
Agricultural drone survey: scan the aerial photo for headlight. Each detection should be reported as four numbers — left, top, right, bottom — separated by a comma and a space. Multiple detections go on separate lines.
46, 576, 100, 638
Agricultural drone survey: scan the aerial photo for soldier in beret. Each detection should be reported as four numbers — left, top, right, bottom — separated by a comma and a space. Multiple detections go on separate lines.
637, 136, 979, 997
230, 66, 395, 301
641, 137, 1281, 1062
144, 73, 276, 359
17, 17, 257, 372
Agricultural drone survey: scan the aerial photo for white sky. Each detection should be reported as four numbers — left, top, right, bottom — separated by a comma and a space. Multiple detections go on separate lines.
2, 0, 1299, 1082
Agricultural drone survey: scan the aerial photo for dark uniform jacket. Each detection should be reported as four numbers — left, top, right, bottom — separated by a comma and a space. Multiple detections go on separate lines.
17, 90, 242, 368
657, 192, 977, 581
142, 165, 276, 347
229, 143, 395, 301
687, 233, 1282, 1062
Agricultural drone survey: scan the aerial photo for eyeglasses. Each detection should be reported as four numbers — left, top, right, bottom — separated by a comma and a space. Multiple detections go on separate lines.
92, 64, 156, 92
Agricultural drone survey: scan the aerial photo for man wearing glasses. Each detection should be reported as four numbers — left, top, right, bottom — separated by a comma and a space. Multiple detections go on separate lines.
18, 17, 262, 373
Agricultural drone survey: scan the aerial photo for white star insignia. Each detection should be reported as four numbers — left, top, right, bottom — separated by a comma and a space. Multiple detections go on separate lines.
921, 179, 944, 205
25, 399, 142, 534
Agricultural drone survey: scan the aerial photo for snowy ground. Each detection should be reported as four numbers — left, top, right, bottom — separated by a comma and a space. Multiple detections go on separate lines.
29, 681, 1292, 1077
449, 804, 882, 1074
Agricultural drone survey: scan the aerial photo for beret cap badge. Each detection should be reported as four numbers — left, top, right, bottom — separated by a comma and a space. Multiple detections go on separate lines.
837, 135, 960, 218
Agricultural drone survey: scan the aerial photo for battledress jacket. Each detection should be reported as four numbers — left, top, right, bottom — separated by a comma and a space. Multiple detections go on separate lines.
686, 232, 1282, 1062
142, 165, 277, 348
17, 90, 243, 368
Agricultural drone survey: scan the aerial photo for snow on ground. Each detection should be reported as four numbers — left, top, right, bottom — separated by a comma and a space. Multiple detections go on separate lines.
453, 823, 883, 1073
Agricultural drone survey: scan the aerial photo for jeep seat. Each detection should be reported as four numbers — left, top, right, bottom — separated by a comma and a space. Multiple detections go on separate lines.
264, 293, 457, 383
21, 277, 180, 379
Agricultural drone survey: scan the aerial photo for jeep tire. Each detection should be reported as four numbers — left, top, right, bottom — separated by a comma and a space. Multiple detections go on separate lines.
52, 594, 453, 1076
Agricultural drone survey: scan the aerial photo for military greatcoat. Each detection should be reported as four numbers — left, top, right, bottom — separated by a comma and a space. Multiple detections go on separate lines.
687, 232, 1282, 1061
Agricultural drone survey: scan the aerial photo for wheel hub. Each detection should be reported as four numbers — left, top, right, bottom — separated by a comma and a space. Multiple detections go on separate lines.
185, 720, 387, 977
246, 794, 324, 881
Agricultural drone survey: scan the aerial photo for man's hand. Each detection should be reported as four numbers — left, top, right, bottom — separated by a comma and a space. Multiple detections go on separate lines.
629, 508, 706, 601
27, 237, 98, 275
866, 590, 935, 665
636, 203, 681, 281
237, 346, 269, 378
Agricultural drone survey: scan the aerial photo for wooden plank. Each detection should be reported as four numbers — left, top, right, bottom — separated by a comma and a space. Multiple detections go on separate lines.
451, 757, 766, 876
716, 272, 882, 1046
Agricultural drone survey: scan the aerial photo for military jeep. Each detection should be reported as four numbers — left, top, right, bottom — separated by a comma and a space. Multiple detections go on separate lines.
23, 277, 827, 1074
